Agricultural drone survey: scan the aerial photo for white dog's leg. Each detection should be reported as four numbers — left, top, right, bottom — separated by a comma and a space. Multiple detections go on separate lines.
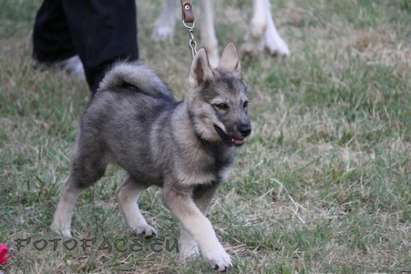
152, 0, 178, 41
263, 0, 290, 56
118, 177, 157, 237
242, 0, 266, 54
200, 0, 219, 67
243, 0, 289, 56
251, 0, 268, 39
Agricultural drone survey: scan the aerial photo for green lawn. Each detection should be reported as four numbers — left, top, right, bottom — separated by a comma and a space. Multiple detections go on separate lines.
1, 0, 410, 273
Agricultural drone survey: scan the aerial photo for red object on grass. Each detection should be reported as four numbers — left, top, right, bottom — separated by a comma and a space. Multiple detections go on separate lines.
0, 244, 8, 265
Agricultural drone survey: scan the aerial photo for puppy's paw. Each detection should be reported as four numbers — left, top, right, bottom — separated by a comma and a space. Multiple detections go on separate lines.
50, 221, 72, 240
204, 248, 232, 272
133, 224, 157, 238
179, 243, 200, 262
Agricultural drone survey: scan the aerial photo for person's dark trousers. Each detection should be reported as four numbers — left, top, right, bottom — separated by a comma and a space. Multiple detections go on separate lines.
33, 0, 139, 94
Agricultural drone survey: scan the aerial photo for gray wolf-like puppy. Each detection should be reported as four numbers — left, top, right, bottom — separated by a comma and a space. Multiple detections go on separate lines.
51, 43, 251, 271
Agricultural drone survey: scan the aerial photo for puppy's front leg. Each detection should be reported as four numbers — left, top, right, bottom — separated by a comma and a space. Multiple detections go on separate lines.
178, 226, 199, 261
163, 186, 231, 271
118, 176, 157, 237
178, 184, 218, 261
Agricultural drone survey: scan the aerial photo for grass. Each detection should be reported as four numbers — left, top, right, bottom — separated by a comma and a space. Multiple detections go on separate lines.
1, 0, 410, 273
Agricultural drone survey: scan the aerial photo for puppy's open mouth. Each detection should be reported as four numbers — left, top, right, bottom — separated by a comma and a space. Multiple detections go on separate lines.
214, 125, 245, 146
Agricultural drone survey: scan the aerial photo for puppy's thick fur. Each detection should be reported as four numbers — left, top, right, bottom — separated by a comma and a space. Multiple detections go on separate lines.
51, 43, 251, 271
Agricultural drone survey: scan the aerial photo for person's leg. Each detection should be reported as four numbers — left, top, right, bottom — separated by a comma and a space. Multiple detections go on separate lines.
33, 0, 76, 63
62, 0, 139, 93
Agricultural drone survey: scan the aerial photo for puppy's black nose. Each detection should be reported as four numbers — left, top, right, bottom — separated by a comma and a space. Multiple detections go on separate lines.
238, 123, 251, 137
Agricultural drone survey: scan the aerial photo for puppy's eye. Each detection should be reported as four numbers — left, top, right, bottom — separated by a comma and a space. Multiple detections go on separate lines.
213, 103, 229, 111
243, 101, 248, 109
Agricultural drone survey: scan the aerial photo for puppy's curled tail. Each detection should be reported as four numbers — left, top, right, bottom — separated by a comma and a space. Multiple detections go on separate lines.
98, 62, 172, 99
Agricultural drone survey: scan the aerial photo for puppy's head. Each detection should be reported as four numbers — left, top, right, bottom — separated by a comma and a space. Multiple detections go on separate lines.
186, 43, 251, 146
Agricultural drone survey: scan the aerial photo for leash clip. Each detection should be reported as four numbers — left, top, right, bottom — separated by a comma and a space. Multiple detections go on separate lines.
180, 0, 198, 58
181, 0, 194, 24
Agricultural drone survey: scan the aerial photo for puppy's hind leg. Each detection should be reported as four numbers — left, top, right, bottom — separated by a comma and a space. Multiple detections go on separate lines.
51, 139, 108, 239
51, 176, 81, 239
51, 168, 106, 239
118, 176, 157, 237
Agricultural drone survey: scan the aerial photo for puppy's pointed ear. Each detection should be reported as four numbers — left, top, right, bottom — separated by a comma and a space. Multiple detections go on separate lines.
189, 48, 214, 87
219, 42, 241, 76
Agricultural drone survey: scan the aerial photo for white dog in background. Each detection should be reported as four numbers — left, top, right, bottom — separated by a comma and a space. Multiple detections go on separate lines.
152, 0, 290, 67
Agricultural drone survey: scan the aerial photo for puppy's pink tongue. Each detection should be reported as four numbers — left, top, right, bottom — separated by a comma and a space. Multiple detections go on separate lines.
232, 138, 244, 145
